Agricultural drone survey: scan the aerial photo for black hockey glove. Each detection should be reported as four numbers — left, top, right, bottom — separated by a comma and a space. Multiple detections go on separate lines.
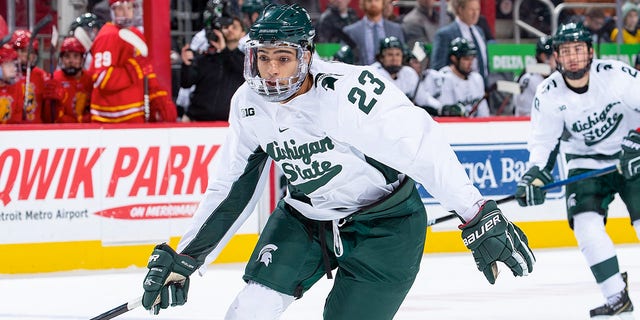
619, 129, 640, 180
515, 166, 553, 206
459, 200, 535, 284
440, 103, 467, 117
142, 243, 198, 315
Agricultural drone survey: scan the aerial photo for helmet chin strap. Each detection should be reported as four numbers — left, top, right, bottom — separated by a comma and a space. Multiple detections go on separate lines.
558, 59, 592, 81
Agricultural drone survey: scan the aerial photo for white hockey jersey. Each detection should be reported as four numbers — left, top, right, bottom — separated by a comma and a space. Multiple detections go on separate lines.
177, 59, 483, 267
371, 62, 420, 99
414, 69, 445, 110
529, 59, 640, 171
439, 70, 489, 117
514, 72, 545, 116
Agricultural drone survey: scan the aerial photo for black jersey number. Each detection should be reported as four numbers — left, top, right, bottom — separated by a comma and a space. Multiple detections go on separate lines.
347, 70, 386, 114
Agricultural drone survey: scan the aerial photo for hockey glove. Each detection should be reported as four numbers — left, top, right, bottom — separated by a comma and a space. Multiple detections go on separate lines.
440, 103, 467, 117
515, 166, 553, 206
459, 200, 535, 284
619, 129, 640, 180
43, 79, 64, 101
142, 243, 198, 315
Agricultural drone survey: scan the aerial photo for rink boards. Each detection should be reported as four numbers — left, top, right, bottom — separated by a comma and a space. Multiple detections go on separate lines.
0, 119, 637, 274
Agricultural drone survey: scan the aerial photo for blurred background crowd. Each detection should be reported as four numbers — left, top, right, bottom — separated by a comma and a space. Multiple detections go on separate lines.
0, 0, 639, 124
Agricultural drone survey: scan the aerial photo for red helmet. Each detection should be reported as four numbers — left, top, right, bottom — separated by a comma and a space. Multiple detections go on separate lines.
109, 0, 133, 6
0, 43, 17, 64
60, 37, 86, 55
11, 29, 39, 51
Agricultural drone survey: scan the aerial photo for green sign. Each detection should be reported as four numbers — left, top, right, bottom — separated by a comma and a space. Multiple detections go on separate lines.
488, 43, 640, 74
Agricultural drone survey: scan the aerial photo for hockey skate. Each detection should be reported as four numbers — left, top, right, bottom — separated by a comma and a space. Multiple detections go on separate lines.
590, 272, 634, 319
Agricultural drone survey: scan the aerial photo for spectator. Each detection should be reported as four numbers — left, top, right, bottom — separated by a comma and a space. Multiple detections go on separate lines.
43, 37, 93, 123
343, 0, 405, 65
580, 8, 610, 47
402, 0, 451, 48
90, 0, 176, 123
0, 43, 21, 124
610, 2, 640, 43
316, 0, 359, 45
371, 36, 419, 100
430, 0, 488, 87
514, 36, 556, 116
439, 37, 489, 117
11, 29, 49, 123
180, 16, 246, 122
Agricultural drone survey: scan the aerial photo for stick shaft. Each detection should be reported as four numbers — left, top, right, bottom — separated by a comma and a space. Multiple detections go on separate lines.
427, 165, 618, 226
90, 296, 142, 320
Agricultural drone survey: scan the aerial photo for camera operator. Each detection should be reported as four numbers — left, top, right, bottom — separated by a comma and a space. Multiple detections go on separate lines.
180, 13, 246, 122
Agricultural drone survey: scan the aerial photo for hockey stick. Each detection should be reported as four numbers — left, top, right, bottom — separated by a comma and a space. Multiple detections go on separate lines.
48, 25, 59, 123
143, 75, 150, 122
22, 14, 53, 119
90, 296, 142, 320
426, 165, 618, 226
118, 28, 148, 57
73, 27, 93, 52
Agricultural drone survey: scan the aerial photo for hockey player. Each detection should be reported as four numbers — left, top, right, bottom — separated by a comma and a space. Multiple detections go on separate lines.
43, 37, 93, 123
68, 13, 104, 69
12, 29, 48, 123
89, 0, 176, 123
371, 36, 419, 100
0, 43, 21, 124
513, 36, 556, 116
139, 4, 535, 319
412, 42, 445, 116
439, 37, 489, 117
516, 22, 640, 318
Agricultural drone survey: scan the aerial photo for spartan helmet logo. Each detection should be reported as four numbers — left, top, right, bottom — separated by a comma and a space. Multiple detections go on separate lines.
256, 244, 278, 267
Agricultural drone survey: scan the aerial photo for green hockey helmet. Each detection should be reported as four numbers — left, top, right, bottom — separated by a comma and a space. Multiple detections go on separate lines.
68, 13, 103, 40
448, 37, 477, 58
333, 45, 355, 64
244, 4, 315, 102
536, 36, 553, 57
248, 3, 315, 50
552, 22, 592, 50
378, 36, 404, 55
242, 0, 271, 14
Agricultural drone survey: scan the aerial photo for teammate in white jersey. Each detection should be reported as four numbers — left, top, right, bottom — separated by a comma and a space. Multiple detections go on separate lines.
370, 36, 419, 100
439, 37, 490, 117
139, 4, 535, 319
514, 36, 556, 116
516, 22, 640, 318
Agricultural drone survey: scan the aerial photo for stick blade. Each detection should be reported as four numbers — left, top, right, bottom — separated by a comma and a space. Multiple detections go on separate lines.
73, 27, 93, 52
525, 63, 552, 75
496, 80, 521, 95
118, 28, 148, 57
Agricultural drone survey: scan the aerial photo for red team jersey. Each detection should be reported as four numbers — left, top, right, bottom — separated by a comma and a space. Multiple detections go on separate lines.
0, 83, 22, 124
89, 23, 147, 123
51, 69, 94, 123
16, 66, 48, 123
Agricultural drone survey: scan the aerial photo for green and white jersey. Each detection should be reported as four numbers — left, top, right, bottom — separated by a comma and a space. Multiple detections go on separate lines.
439, 70, 489, 117
530, 59, 640, 171
177, 59, 483, 267
370, 62, 420, 99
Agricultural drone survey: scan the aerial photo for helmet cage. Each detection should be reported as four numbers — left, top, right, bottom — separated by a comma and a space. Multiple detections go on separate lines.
244, 40, 310, 102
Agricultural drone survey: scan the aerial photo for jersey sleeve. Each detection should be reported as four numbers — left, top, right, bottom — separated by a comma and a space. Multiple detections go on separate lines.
177, 89, 271, 271
528, 78, 564, 169
327, 66, 484, 221
606, 60, 640, 113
